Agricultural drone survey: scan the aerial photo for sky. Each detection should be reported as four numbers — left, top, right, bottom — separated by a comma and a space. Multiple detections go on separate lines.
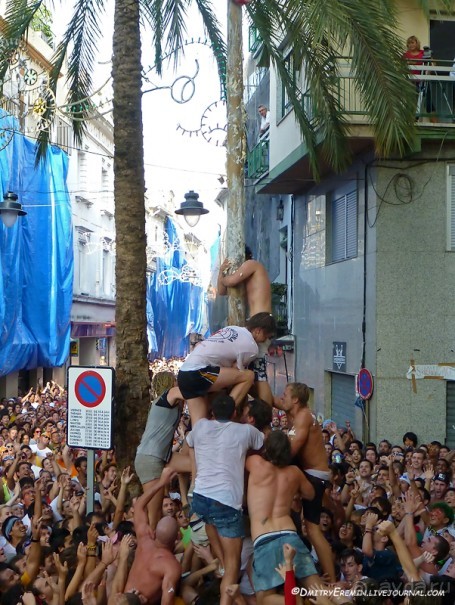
55, 2, 229, 248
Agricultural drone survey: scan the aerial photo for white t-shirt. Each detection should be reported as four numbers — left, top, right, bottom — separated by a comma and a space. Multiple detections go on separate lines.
30, 444, 52, 459
180, 327, 258, 371
187, 419, 263, 510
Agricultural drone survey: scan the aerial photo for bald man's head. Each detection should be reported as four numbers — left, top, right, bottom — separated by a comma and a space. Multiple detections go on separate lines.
156, 516, 178, 550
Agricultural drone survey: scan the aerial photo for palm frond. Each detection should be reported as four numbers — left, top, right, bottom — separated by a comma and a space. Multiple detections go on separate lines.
192, 0, 226, 99
141, 0, 165, 75
295, 0, 417, 157
56, 0, 105, 146
161, 0, 190, 69
247, 0, 350, 176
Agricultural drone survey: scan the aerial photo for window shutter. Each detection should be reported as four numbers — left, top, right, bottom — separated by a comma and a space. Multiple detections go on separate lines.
332, 196, 346, 262
346, 191, 358, 258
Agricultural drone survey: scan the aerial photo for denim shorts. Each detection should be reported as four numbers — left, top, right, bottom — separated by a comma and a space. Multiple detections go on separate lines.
252, 531, 317, 592
192, 492, 245, 539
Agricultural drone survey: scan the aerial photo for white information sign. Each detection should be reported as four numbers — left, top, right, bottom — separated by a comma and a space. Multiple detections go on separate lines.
67, 366, 114, 449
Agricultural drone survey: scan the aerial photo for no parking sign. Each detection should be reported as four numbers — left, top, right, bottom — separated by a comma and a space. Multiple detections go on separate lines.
67, 366, 115, 449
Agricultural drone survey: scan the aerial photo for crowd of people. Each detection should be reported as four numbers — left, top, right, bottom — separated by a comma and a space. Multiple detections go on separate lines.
2, 370, 455, 605
2, 253, 455, 605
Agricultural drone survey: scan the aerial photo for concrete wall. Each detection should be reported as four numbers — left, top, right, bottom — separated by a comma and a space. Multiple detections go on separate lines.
374, 154, 455, 444
293, 159, 375, 425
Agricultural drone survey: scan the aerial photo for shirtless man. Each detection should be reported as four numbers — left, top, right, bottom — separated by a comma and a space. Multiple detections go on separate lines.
217, 248, 273, 405
245, 431, 325, 603
275, 382, 336, 582
125, 468, 181, 604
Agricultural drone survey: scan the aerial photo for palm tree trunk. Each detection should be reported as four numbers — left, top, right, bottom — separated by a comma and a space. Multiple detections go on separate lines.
226, 0, 246, 325
112, 0, 150, 467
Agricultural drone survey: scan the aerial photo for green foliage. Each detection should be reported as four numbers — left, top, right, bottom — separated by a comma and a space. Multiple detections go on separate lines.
30, 4, 54, 46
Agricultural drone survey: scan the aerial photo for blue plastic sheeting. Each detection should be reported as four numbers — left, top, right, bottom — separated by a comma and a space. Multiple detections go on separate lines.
0, 110, 73, 375
147, 217, 205, 358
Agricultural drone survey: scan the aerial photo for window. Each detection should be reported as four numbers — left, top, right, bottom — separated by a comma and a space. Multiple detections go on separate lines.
447, 165, 455, 251
280, 51, 297, 118
330, 190, 357, 262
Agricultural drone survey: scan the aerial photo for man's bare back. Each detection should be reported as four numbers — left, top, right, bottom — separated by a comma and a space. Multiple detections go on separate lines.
291, 407, 329, 473
125, 537, 181, 603
218, 259, 271, 316
246, 454, 314, 540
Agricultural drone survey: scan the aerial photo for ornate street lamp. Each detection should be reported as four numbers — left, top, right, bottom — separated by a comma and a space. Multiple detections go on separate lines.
0, 191, 27, 227
175, 190, 209, 228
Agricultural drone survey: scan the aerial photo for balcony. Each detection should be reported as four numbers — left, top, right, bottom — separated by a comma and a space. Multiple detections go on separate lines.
335, 58, 455, 124
247, 134, 269, 179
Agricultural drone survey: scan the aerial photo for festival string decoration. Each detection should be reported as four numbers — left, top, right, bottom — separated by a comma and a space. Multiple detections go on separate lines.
0, 37, 226, 150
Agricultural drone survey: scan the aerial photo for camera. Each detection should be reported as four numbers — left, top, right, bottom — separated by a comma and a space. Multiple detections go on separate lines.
422, 46, 432, 61
334, 453, 343, 464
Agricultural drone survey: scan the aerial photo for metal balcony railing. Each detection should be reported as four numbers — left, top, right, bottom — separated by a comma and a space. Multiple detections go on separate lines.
248, 26, 262, 54
247, 135, 269, 179
246, 58, 455, 181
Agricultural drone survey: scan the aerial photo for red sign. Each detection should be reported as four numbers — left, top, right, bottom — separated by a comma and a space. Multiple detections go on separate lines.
357, 368, 374, 400
75, 370, 106, 408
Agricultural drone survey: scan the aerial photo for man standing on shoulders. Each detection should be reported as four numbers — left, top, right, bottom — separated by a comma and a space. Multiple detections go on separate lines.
187, 393, 264, 605
217, 247, 273, 405
275, 382, 336, 582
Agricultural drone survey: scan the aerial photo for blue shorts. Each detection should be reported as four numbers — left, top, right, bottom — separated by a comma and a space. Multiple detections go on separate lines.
252, 531, 317, 592
192, 492, 244, 539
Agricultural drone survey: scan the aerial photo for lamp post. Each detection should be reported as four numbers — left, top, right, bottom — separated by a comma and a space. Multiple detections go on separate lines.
175, 190, 209, 228
0, 191, 27, 227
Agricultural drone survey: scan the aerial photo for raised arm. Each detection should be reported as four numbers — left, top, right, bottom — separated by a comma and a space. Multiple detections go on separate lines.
377, 521, 420, 582
220, 259, 256, 287
135, 468, 176, 537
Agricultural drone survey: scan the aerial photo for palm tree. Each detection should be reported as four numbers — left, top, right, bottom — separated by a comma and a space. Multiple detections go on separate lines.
0, 0, 443, 462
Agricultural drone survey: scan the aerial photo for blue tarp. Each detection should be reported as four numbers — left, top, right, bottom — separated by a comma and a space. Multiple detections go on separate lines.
0, 110, 73, 375
147, 217, 205, 358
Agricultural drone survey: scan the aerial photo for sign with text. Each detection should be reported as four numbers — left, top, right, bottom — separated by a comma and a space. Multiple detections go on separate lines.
67, 366, 114, 450
333, 342, 346, 372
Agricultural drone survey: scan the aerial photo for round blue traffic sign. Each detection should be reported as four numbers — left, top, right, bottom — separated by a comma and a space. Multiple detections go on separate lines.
75, 370, 106, 407
357, 368, 373, 400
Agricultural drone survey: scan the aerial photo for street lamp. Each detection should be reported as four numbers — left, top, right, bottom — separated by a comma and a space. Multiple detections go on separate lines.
175, 190, 209, 228
0, 191, 27, 227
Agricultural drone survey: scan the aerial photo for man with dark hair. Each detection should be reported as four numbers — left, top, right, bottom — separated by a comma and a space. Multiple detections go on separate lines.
275, 382, 335, 582
245, 431, 322, 600
187, 393, 264, 605
74, 456, 87, 489
340, 548, 364, 583
239, 397, 273, 434
177, 313, 276, 422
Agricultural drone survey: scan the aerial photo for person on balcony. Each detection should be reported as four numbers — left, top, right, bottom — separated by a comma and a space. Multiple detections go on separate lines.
258, 105, 270, 136
403, 35, 424, 81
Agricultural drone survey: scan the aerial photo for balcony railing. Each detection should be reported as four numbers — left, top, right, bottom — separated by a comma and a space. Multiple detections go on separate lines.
247, 58, 455, 181
247, 134, 269, 179
335, 58, 455, 122
248, 25, 262, 54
